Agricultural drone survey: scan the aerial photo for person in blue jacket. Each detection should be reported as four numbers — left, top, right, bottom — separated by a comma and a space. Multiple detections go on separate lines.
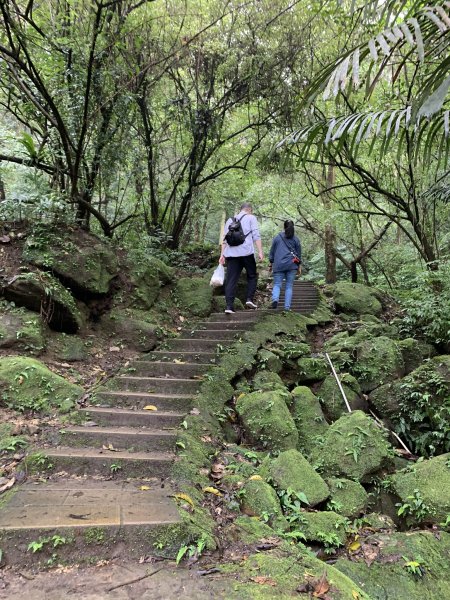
268, 220, 302, 310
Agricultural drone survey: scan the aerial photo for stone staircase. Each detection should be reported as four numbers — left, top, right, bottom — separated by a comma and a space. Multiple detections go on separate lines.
0, 281, 319, 563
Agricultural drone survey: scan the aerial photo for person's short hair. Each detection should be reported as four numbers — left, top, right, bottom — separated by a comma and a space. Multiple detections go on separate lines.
284, 220, 295, 238
240, 202, 253, 212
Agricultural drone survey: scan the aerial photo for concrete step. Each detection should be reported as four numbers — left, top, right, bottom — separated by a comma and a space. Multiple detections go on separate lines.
81, 406, 185, 428
207, 312, 264, 322
60, 426, 177, 452
198, 320, 250, 330
111, 376, 201, 394
166, 338, 229, 352
124, 361, 211, 378
0, 480, 181, 565
187, 329, 245, 340
94, 390, 195, 411
140, 351, 217, 363
42, 447, 174, 478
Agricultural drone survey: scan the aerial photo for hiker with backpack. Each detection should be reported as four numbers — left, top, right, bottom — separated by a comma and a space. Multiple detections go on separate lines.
219, 202, 264, 314
268, 220, 302, 310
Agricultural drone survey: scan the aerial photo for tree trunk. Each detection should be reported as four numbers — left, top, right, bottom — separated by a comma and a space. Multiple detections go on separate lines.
0, 175, 5, 201
322, 163, 336, 283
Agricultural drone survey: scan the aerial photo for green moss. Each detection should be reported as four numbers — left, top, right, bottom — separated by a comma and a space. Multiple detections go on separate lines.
24, 226, 119, 295
296, 357, 329, 383
252, 370, 287, 394
332, 282, 383, 316
271, 341, 311, 361
310, 411, 393, 481
326, 478, 368, 518
218, 545, 370, 599
176, 277, 213, 317
0, 356, 82, 413
101, 307, 160, 352
398, 338, 426, 374
299, 511, 349, 547
240, 479, 288, 531
128, 256, 174, 310
317, 374, 362, 422
336, 531, 450, 600
269, 449, 330, 507
48, 332, 87, 362
236, 391, 298, 451
391, 453, 450, 524
291, 386, 329, 454
232, 515, 281, 544
352, 336, 404, 392
257, 349, 282, 373
0, 306, 46, 355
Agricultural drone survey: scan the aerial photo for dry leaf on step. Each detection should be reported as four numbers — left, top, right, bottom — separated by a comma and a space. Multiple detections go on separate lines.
250, 576, 276, 586
202, 486, 222, 497
143, 405, 158, 411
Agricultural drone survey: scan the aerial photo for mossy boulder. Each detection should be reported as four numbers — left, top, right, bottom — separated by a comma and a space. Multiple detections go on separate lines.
369, 355, 450, 456
336, 531, 450, 600
298, 511, 348, 547
296, 356, 329, 383
332, 282, 383, 316
0, 307, 46, 355
310, 411, 393, 481
391, 453, 450, 524
47, 333, 87, 362
397, 338, 427, 374
352, 336, 404, 392
240, 479, 288, 530
272, 341, 311, 361
2, 271, 83, 334
268, 449, 330, 507
24, 227, 118, 297
101, 307, 159, 352
252, 370, 288, 394
128, 256, 174, 310
317, 373, 365, 422
257, 349, 282, 373
326, 477, 368, 518
291, 386, 329, 453
0, 356, 82, 413
236, 391, 298, 451
176, 277, 212, 317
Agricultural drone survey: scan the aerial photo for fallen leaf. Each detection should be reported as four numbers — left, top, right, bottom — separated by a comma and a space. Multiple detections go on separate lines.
201, 435, 212, 443
249, 475, 263, 481
250, 576, 276, 586
140, 486, 150, 491
348, 537, 361, 553
143, 405, 158, 411
237, 393, 246, 400
312, 572, 330, 597
0, 235, 11, 243
203, 486, 222, 497
172, 493, 195, 507
173, 359, 186, 364
0, 477, 15, 494
190, 408, 200, 415
109, 346, 120, 352
352, 592, 361, 599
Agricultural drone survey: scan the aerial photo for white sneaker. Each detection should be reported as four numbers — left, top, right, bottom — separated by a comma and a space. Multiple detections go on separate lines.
245, 300, 257, 309
225, 308, 235, 314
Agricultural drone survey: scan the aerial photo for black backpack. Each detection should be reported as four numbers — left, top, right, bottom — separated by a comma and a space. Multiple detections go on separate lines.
224, 215, 250, 246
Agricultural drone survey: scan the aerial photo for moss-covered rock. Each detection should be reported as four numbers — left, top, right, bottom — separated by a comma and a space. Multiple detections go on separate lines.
296, 356, 329, 383
24, 227, 118, 297
317, 373, 365, 422
212, 296, 244, 312
268, 449, 329, 507
257, 349, 282, 373
0, 356, 82, 413
397, 338, 426, 374
128, 256, 174, 310
391, 453, 450, 524
336, 531, 450, 600
240, 479, 288, 530
252, 370, 288, 394
0, 307, 46, 355
2, 272, 82, 334
272, 340, 311, 361
369, 355, 450, 456
332, 282, 383, 316
310, 411, 393, 481
236, 391, 298, 451
100, 307, 159, 352
352, 336, 404, 392
291, 386, 329, 453
361, 512, 396, 531
298, 511, 348, 547
47, 333, 87, 362
176, 277, 213, 317
326, 477, 368, 518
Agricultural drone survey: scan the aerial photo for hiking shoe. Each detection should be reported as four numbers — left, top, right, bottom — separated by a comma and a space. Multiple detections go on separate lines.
245, 300, 257, 309
270, 301, 278, 309
224, 307, 235, 314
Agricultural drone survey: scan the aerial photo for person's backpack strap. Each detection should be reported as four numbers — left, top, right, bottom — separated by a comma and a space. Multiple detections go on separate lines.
278, 233, 301, 262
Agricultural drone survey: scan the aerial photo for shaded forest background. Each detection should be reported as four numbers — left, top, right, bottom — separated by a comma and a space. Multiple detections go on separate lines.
0, 0, 449, 345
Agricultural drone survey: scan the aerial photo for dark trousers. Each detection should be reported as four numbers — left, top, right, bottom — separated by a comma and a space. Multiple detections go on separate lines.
225, 255, 257, 308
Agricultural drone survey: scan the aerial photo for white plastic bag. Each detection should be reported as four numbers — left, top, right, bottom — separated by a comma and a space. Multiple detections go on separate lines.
210, 264, 225, 287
